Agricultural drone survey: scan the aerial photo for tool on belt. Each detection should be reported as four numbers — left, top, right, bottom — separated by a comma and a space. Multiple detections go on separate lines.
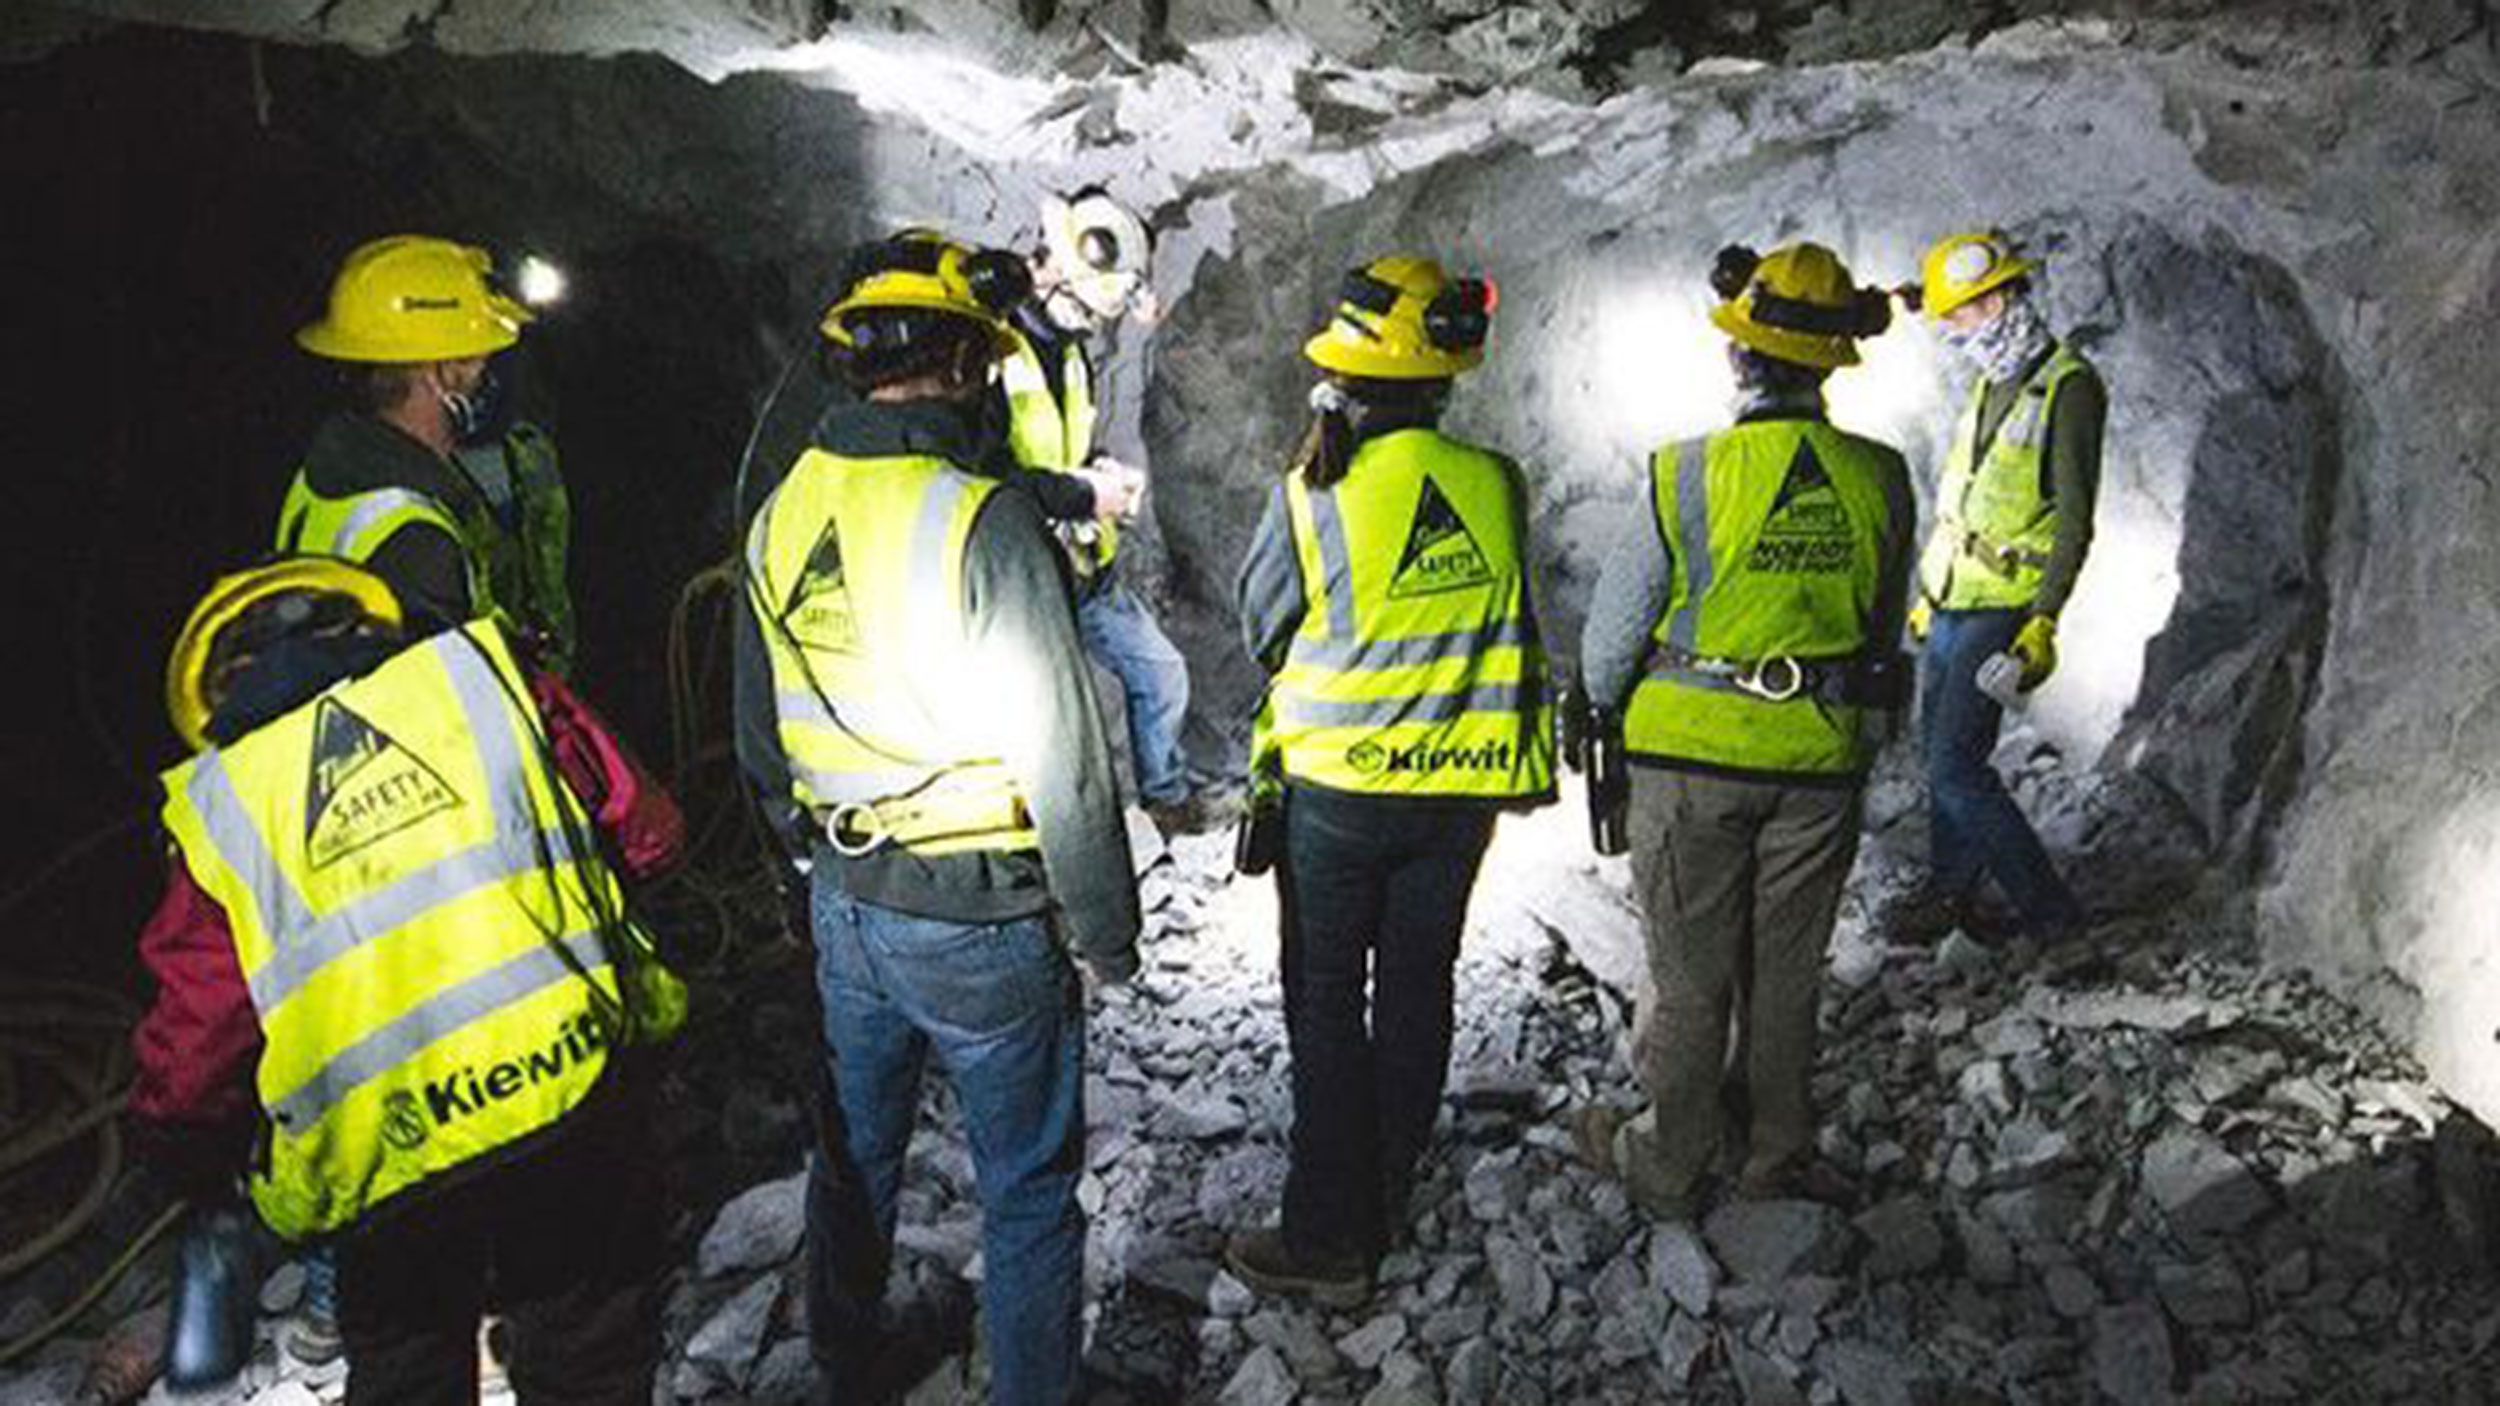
1559, 682, 1628, 857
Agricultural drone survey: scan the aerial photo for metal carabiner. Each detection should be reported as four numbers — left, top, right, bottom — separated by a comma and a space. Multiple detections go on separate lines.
1735, 656, 1805, 703
824, 802, 890, 858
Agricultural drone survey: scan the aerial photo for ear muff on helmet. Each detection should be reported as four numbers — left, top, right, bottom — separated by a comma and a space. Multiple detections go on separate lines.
1422, 277, 1497, 353
1710, 245, 1763, 302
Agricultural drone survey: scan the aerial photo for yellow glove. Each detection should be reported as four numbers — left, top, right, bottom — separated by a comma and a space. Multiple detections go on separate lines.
2012, 614, 2058, 692
1907, 600, 1933, 644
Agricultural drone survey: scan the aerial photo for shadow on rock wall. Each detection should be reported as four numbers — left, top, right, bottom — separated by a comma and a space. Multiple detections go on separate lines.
2101, 221, 2344, 877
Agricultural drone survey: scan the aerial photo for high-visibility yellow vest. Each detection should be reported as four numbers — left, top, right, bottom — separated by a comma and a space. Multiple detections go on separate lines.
1001, 331, 1117, 576
158, 622, 647, 1240
745, 449, 1039, 855
1625, 422, 1907, 777
1268, 428, 1554, 799
277, 469, 493, 618
1919, 343, 2094, 611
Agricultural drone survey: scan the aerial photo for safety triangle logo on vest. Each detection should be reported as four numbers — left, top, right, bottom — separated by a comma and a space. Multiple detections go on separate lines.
1389, 476, 1495, 599
1750, 440, 1855, 575
304, 698, 463, 871
785, 520, 862, 655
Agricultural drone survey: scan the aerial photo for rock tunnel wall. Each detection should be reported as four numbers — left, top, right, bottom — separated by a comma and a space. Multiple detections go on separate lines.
5, 12, 2500, 1124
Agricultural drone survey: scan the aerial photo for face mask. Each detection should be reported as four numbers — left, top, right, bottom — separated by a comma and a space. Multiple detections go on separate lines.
1945, 293, 2053, 384
442, 365, 504, 444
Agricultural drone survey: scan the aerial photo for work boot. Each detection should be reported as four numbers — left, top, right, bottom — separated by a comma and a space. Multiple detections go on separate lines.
1733, 1155, 1856, 1208
1224, 1228, 1373, 1310
1145, 786, 1242, 838
1567, 1105, 1699, 1223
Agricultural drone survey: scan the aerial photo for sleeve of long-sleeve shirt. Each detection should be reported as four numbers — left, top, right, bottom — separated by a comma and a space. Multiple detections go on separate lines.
365, 522, 474, 633
733, 561, 809, 857
129, 850, 262, 1178
1580, 473, 1673, 711
962, 489, 1141, 977
530, 668, 686, 879
2033, 368, 2105, 619
1020, 469, 1100, 524
1235, 484, 1307, 673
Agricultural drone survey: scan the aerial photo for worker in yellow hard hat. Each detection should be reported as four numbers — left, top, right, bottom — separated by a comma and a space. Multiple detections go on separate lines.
1572, 241, 1913, 1222
991, 189, 1236, 838
1225, 255, 1555, 1305
737, 230, 1138, 1406
278, 235, 578, 668
130, 556, 686, 1400
1890, 229, 2102, 943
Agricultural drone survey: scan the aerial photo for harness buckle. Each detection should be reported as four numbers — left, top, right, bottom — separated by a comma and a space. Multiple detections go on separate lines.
824, 803, 889, 858
1735, 655, 1806, 703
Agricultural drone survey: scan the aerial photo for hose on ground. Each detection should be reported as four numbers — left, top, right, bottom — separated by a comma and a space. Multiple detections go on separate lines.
0, 981, 175, 1369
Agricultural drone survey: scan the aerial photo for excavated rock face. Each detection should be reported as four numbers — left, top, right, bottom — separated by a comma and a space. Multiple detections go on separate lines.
5, 4, 2500, 1123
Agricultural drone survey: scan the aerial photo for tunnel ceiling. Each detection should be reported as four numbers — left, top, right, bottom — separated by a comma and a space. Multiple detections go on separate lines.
9, 0, 2490, 95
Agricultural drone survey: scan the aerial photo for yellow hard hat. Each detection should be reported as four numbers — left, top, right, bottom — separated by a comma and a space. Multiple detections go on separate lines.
1708, 242, 1888, 370
296, 235, 533, 364
1918, 231, 2035, 322
1304, 256, 1495, 380
164, 559, 402, 751
820, 231, 1028, 359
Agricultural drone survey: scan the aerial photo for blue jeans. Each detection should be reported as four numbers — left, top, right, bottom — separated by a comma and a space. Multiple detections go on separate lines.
1921, 608, 2085, 931
1077, 578, 1192, 805
808, 874, 1087, 1406
1278, 787, 1495, 1260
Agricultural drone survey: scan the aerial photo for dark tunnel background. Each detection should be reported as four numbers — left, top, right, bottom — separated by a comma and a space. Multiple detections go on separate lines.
0, 29, 853, 988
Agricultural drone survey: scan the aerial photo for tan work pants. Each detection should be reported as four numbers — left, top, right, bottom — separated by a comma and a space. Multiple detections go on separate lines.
1623, 767, 1861, 1200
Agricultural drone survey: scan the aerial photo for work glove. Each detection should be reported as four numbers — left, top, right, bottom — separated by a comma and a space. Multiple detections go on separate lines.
2010, 614, 2059, 692
1907, 601, 1932, 644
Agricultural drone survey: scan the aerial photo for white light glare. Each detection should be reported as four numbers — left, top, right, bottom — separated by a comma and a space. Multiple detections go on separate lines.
516, 256, 567, 308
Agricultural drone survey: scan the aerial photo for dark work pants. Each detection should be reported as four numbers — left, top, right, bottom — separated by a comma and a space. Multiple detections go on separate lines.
1921, 607, 2085, 930
334, 1069, 661, 1406
1277, 785, 1496, 1263
1625, 770, 1859, 1199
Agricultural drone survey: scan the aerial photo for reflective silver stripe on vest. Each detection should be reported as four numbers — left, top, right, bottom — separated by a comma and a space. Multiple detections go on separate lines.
266, 926, 610, 1129
909, 473, 972, 621
1305, 486, 1358, 640
190, 632, 587, 1013
327, 488, 453, 558
1292, 615, 1531, 671
1663, 439, 1712, 653
1276, 681, 1534, 729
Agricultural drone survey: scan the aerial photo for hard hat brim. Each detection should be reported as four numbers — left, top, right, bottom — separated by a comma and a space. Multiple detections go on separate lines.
1302, 324, 1484, 380
1921, 255, 2034, 322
